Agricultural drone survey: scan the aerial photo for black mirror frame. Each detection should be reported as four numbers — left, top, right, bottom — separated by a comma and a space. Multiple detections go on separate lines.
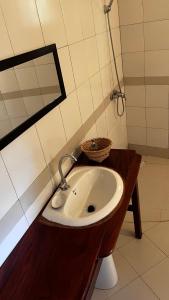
0, 44, 66, 150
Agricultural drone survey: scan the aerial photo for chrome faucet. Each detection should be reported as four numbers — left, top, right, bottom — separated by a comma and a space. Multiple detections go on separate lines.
58, 154, 77, 191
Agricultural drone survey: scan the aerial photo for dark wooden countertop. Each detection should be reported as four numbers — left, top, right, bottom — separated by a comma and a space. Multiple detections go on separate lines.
0, 149, 141, 300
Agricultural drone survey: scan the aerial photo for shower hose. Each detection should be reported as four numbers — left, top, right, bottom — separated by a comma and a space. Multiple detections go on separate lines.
106, 11, 126, 117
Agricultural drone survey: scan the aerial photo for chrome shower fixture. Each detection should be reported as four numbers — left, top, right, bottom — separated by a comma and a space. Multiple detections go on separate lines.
104, 0, 114, 14
104, 0, 126, 116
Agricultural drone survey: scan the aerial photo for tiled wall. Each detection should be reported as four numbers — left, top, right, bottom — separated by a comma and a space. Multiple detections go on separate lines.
0, 0, 127, 266
119, 0, 169, 154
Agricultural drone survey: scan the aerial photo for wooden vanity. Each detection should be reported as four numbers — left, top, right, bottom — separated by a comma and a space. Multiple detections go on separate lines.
0, 149, 142, 300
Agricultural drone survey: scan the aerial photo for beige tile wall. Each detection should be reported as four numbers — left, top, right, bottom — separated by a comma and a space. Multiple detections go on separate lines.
0, 0, 127, 266
118, 0, 169, 150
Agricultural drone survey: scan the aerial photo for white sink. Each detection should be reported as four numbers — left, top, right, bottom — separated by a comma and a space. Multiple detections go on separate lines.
42, 166, 123, 227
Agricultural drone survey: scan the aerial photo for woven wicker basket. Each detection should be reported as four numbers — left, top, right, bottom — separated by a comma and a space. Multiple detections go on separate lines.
81, 138, 112, 163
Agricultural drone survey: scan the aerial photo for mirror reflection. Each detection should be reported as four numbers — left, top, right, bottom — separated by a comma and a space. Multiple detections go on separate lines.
0, 53, 61, 139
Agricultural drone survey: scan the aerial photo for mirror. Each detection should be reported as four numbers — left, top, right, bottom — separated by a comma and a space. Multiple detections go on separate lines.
0, 44, 66, 150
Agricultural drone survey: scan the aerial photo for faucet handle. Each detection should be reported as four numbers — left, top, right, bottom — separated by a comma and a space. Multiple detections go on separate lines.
70, 154, 77, 162
58, 154, 77, 191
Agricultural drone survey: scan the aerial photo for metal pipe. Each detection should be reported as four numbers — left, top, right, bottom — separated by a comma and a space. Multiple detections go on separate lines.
58, 154, 77, 190
104, 2, 126, 116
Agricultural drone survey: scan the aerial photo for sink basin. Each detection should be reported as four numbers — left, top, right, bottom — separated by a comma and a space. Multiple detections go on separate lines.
42, 166, 123, 227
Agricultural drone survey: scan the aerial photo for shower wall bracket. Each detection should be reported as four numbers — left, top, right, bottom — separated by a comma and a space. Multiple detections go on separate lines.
104, 0, 114, 14
110, 89, 126, 101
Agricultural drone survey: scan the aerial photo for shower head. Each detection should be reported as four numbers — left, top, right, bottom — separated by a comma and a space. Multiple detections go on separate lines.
104, 0, 114, 14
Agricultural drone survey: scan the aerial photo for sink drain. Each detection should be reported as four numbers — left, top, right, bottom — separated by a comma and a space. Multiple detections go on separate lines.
87, 205, 96, 213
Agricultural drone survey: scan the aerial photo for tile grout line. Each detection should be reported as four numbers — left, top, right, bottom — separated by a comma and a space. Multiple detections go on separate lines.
104, 275, 159, 300
0, 4, 29, 127
0, 152, 30, 225
144, 231, 169, 258
120, 17, 169, 27
118, 237, 167, 279
141, 0, 148, 147
34, 0, 46, 47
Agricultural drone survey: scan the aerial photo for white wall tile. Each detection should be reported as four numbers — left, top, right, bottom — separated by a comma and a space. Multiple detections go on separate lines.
35, 64, 58, 87
0, 119, 12, 138
146, 108, 168, 130
36, 107, 66, 164
146, 86, 169, 108
1, 126, 46, 198
110, 121, 127, 148
84, 123, 98, 140
114, 56, 124, 83
111, 27, 122, 57
0, 154, 18, 220
0, 6, 13, 59
60, 91, 82, 140
60, 0, 83, 44
123, 52, 144, 77
96, 111, 108, 137
15, 67, 39, 90
118, 0, 143, 25
11, 116, 27, 128
143, 0, 169, 22
0, 101, 8, 121
127, 126, 146, 145
101, 64, 112, 98
0, 0, 44, 54
69, 41, 88, 87
5, 98, 27, 118
121, 23, 144, 53
23, 95, 44, 116
105, 102, 118, 135
147, 128, 168, 148
25, 180, 53, 225
126, 107, 146, 127
85, 36, 99, 78
92, 0, 107, 34
125, 86, 146, 107
120, 0, 169, 151
90, 72, 103, 110
110, 0, 119, 29
36, 0, 67, 48
97, 32, 110, 68
145, 50, 169, 77
42, 93, 57, 106
79, 0, 95, 39
144, 20, 169, 51
0, 69, 19, 93
58, 47, 75, 95
77, 81, 94, 124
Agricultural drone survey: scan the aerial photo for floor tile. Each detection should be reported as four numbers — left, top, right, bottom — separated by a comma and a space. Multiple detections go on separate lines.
138, 165, 169, 210
161, 210, 169, 221
118, 236, 166, 275
143, 155, 169, 165
142, 258, 169, 300
117, 221, 158, 246
138, 162, 169, 221
105, 251, 138, 297
107, 278, 158, 300
141, 221, 159, 232
124, 211, 133, 222
116, 223, 135, 249
145, 221, 169, 256
91, 289, 107, 300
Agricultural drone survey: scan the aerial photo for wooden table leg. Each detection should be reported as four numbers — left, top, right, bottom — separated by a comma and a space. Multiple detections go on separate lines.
131, 181, 142, 239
